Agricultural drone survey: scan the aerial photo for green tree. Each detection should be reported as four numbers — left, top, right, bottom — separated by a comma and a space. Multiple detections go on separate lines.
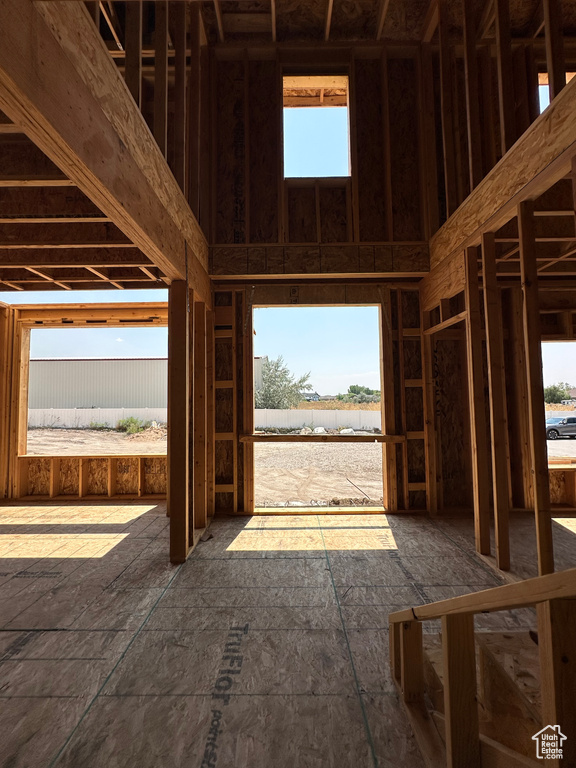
544, 382, 573, 404
255, 356, 312, 409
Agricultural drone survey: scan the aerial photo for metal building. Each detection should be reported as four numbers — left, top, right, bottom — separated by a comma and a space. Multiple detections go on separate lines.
28, 358, 168, 409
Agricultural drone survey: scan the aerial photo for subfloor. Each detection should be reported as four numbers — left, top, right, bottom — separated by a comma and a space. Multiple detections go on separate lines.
0, 503, 573, 767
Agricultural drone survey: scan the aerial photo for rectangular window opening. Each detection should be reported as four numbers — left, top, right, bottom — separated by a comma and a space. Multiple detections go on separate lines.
252, 305, 383, 510
538, 72, 576, 113
283, 75, 351, 178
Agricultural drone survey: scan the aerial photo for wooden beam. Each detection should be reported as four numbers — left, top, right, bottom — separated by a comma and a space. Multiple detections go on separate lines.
430, 77, 576, 268
481, 232, 510, 570
442, 614, 481, 768
464, 247, 491, 557
518, 200, 554, 576
494, 0, 516, 154
543, 0, 566, 100
271, 0, 276, 42
0, 0, 210, 302
0, 247, 150, 267
168, 281, 190, 563
380, 289, 398, 512
463, 0, 483, 190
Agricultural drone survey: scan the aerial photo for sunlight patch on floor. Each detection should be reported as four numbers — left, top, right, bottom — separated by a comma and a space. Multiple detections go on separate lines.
0, 505, 154, 525
0, 533, 129, 558
553, 517, 576, 534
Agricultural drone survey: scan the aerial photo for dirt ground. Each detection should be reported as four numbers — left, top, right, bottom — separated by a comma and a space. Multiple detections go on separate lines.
26, 427, 167, 455
254, 442, 383, 506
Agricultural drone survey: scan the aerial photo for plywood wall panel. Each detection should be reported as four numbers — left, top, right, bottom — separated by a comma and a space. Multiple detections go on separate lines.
215, 388, 234, 433
248, 59, 279, 243
215, 339, 234, 381
287, 186, 317, 243
387, 57, 423, 241
215, 59, 246, 244
143, 457, 167, 494
354, 58, 387, 241
115, 457, 139, 495
215, 441, 234, 484
60, 458, 80, 495
86, 458, 108, 496
405, 387, 424, 432
319, 186, 348, 242
27, 458, 50, 496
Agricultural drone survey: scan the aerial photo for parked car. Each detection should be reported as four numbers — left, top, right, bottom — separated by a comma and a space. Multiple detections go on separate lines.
546, 417, 564, 426
546, 416, 576, 440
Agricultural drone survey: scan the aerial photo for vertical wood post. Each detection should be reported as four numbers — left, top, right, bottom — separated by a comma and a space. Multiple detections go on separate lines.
463, 0, 483, 190
154, 1, 168, 156
494, 0, 516, 154
124, 0, 142, 108
543, 0, 566, 101
168, 281, 190, 563
381, 288, 397, 512
537, 599, 576, 767
17, 326, 30, 457
422, 330, 438, 515
438, 0, 459, 216
400, 620, 423, 703
194, 300, 207, 531
206, 307, 215, 517
518, 200, 554, 575
172, 1, 187, 191
482, 233, 511, 570
442, 614, 481, 768
464, 247, 491, 556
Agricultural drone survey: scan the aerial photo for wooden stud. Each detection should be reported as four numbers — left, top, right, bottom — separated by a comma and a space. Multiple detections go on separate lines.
399, 620, 424, 703
193, 300, 208, 530
543, 0, 566, 101
518, 200, 554, 575
494, 0, 516, 154
380, 288, 397, 512
188, 5, 201, 218
481, 232, 511, 570
124, 0, 142, 109
463, 0, 483, 190
172, 1, 187, 191
537, 599, 576, 767
206, 307, 215, 516
17, 326, 30, 457
243, 298, 255, 514
441, 614, 481, 768
464, 247, 491, 556
168, 281, 190, 563
108, 457, 117, 497
438, 0, 459, 216
154, 1, 168, 157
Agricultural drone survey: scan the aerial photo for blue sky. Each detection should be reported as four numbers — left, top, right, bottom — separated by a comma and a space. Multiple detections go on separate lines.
254, 306, 380, 394
283, 107, 349, 177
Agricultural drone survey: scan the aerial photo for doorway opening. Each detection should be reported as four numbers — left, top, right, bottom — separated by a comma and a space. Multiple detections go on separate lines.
252, 305, 383, 508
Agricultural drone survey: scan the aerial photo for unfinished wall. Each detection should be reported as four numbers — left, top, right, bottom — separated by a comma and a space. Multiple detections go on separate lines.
209, 47, 429, 280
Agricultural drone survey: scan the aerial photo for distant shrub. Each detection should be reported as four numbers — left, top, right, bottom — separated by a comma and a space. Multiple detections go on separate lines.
116, 417, 151, 434
89, 421, 111, 431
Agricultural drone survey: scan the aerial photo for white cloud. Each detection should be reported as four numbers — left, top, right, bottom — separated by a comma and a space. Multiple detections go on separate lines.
116, 338, 123, 342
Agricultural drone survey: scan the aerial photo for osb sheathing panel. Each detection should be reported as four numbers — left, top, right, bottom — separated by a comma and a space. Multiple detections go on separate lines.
215, 490, 234, 513
276, 0, 324, 40
60, 458, 79, 496
549, 471, 567, 505
143, 457, 166, 495
235, 295, 246, 507
27, 458, 50, 496
115, 457, 139, 495
381, 0, 429, 40
401, 290, 421, 328
319, 187, 348, 243
216, 389, 234, 433
215, 59, 246, 244
215, 338, 234, 381
330, 0, 377, 40
435, 337, 472, 508
288, 187, 317, 243
215, 440, 234, 485
388, 58, 423, 241
405, 387, 424, 432
407, 439, 426, 484
86, 458, 108, 496
403, 339, 423, 379
354, 58, 387, 241
249, 59, 279, 243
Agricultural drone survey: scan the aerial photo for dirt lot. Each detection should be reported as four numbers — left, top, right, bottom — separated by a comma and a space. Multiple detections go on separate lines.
254, 442, 383, 506
26, 427, 167, 455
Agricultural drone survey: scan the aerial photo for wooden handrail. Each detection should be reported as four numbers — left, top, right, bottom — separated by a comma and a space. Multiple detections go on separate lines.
389, 566, 576, 623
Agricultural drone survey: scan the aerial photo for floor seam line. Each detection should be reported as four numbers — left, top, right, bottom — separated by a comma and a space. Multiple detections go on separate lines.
47, 561, 185, 768
316, 514, 379, 768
